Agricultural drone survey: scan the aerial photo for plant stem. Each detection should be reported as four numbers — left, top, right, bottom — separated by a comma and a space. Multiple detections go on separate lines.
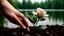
35, 18, 41, 26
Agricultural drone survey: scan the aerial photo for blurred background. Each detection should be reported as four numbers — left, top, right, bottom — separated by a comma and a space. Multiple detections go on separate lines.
0, 0, 64, 28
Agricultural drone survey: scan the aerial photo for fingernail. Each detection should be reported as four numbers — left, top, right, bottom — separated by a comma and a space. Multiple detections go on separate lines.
27, 28, 30, 32
23, 26, 26, 29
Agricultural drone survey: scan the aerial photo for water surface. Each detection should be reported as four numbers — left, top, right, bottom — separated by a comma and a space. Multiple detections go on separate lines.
4, 11, 64, 28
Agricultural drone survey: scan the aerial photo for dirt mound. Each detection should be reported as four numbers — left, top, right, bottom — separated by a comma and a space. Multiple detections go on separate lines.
0, 25, 64, 36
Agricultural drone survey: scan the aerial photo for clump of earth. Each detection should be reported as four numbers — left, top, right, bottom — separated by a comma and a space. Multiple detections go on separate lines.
0, 25, 64, 36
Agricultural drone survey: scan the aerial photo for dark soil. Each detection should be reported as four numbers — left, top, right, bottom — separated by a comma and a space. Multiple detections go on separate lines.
0, 25, 64, 36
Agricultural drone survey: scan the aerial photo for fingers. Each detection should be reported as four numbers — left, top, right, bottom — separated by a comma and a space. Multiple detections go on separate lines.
12, 15, 26, 29
18, 13, 30, 31
18, 17, 30, 31
19, 13, 29, 28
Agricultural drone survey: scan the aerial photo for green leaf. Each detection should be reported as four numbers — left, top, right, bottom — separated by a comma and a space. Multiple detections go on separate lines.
27, 16, 35, 24
25, 12, 36, 24
32, 16, 38, 24
62, 24, 64, 26
37, 25, 47, 30
40, 18, 46, 21
25, 12, 38, 24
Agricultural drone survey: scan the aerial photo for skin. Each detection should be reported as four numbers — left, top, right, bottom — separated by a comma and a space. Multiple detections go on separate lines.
0, 0, 30, 31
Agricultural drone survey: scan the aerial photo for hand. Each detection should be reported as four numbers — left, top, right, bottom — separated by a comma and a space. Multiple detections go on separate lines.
3, 10, 29, 30
0, 0, 29, 31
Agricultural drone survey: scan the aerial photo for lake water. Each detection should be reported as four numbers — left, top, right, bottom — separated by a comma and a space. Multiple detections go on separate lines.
4, 11, 64, 28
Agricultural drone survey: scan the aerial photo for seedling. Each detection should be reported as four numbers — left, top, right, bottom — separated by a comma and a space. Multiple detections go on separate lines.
25, 8, 49, 30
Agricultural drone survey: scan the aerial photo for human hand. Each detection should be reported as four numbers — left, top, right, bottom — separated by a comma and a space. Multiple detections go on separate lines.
4, 9, 29, 31
0, 0, 29, 31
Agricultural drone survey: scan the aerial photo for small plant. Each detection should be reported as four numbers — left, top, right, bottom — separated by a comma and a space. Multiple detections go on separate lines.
25, 8, 48, 30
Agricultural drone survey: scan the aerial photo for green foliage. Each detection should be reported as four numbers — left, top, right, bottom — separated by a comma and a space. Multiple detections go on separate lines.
7, 0, 64, 9
14, 0, 64, 9
0, 0, 64, 26
39, 18, 46, 21
25, 12, 38, 24
62, 24, 64, 26
8, 0, 19, 9
0, 11, 5, 27
36, 25, 47, 30
48, 11, 64, 22
25, 11, 46, 26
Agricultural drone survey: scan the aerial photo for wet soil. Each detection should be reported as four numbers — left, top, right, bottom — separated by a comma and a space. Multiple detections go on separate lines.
0, 25, 64, 36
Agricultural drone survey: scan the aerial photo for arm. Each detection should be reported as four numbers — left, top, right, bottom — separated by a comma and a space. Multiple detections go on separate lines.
0, 0, 29, 31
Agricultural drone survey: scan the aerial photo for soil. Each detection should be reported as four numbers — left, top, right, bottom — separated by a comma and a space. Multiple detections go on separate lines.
0, 25, 64, 36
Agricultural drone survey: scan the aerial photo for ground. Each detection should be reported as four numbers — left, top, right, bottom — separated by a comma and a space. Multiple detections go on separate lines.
0, 25, 64, 36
